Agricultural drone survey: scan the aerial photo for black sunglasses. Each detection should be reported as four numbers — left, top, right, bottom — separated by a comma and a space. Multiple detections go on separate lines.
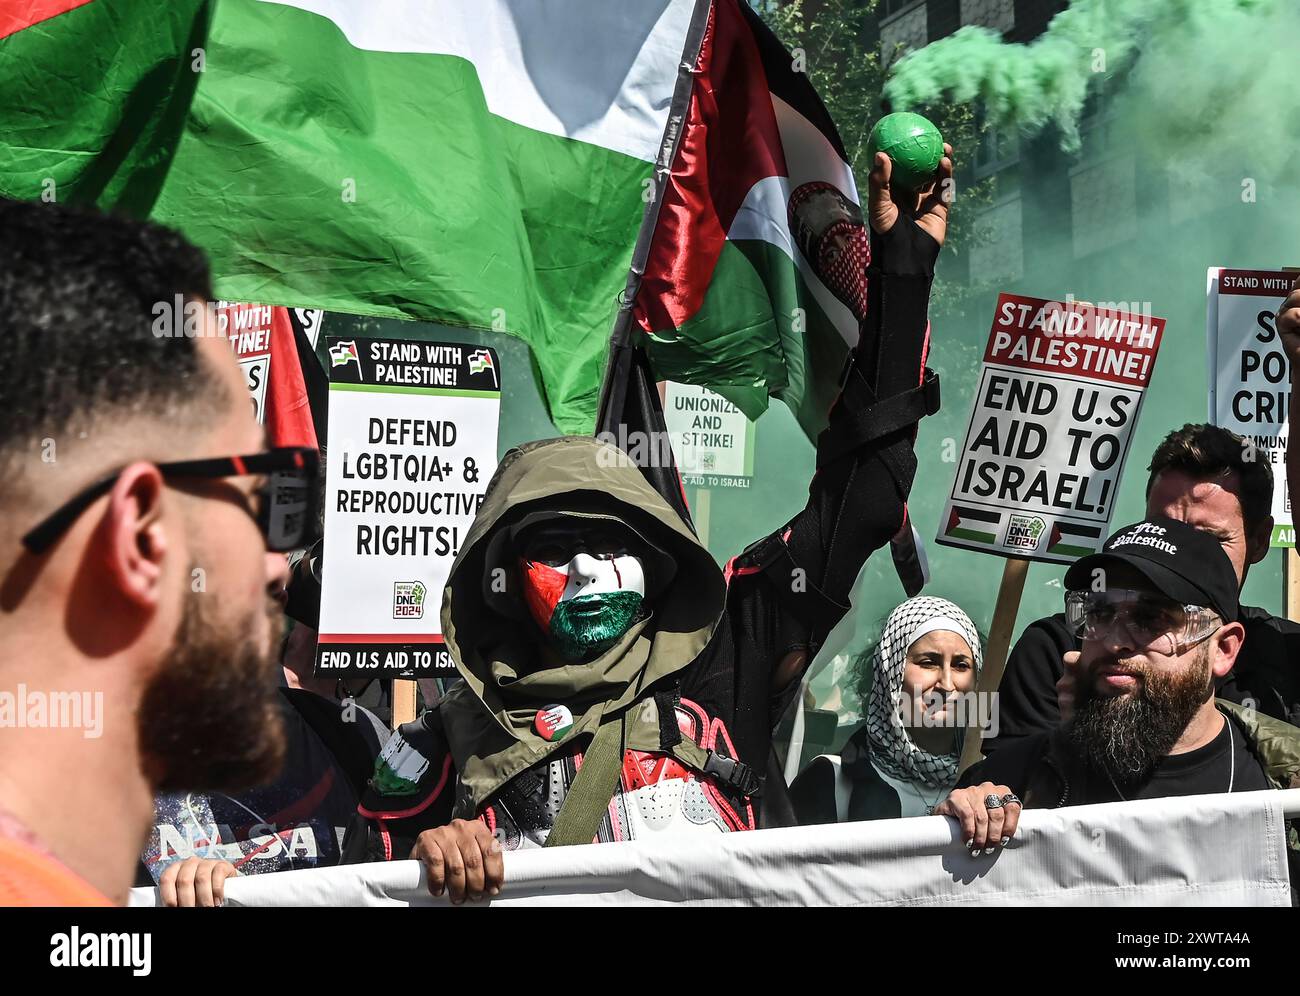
21, 447, 321, 555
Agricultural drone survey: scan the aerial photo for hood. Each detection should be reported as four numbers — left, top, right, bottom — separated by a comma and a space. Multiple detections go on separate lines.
439, 435, 726, 768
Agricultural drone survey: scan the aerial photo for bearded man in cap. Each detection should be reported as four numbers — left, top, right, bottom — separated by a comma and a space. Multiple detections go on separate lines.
941, 517, 1300, 861
354, 147, 954, 902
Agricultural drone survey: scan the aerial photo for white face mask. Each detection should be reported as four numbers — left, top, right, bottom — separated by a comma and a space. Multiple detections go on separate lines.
519, 552, 647, 660
551, 552, 646, 601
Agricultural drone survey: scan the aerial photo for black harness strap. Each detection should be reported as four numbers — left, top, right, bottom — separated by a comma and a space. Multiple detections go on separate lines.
654, 684, 683, 749
734, 531, 851, 634
816, 366, 940, 470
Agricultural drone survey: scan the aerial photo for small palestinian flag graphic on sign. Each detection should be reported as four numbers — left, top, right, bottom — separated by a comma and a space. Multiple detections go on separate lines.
944, 506, 1001, 545
1047, 521, 1103, 558
328, 340, 362, 379
468, 348, 498, 388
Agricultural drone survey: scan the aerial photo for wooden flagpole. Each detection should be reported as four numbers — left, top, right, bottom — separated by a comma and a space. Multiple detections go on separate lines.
1286, 549, 1300, 623
958, 556, 1030, 774
391, 677, 418, 730
1281, 268, 1300, 623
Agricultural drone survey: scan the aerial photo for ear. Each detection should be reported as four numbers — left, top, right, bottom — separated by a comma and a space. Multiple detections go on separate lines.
98, 462, 170, 609
1247, 516, 1274, 566
1210, 620, 1246, 678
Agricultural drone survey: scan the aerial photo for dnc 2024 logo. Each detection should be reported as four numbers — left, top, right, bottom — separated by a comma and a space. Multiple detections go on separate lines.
1004, 514, 1046, 551
392, 581, 427, 619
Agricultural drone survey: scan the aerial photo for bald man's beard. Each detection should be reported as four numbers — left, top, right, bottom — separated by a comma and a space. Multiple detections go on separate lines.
138, 572, 286, 794
1068, 644, 1214, 785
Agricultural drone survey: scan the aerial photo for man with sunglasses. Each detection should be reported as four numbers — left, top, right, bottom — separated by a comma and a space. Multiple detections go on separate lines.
990, 423, 1300, 755
938, 517, 1300, 859
0, 199, 319, 905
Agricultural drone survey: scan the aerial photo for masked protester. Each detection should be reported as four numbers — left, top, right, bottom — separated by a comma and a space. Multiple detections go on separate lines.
354, 146, 954, 902
791, 596, 982, 823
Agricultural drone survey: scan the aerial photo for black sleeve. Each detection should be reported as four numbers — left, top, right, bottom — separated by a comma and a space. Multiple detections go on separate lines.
727, 215, 941, 687
1219, 607, 1300, 728
789, 757, 841, 826
955, 731, 1049, 798
983, 613, 1076, 755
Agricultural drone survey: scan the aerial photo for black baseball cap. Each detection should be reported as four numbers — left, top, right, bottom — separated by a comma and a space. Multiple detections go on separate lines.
1063, 516, 1239, 622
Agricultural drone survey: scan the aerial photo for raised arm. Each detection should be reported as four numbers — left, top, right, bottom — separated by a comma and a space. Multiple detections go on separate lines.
731, 145, 952, 692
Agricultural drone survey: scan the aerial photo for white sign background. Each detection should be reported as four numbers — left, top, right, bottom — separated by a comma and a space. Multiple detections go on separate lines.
316, 335, 501, 677
1207, 267, 1296, 547
664, 382, 753, 480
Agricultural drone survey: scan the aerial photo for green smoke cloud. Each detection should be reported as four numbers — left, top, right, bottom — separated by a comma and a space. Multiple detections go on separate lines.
853, 0, 1300, 645
884, 0, 1300, 179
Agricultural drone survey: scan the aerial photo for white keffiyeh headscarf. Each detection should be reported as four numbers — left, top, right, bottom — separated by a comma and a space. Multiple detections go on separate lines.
863, 596, 983, 790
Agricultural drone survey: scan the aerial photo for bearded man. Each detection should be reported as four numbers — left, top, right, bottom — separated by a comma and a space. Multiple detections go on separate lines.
0, 199, 312, 906
941, 517, 1300, 865
355, 146, 953, 902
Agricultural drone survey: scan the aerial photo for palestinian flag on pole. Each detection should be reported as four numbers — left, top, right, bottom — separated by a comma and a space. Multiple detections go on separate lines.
635, 0, 869, 438
943, 506, 1001, 546
2, 0, 859, 438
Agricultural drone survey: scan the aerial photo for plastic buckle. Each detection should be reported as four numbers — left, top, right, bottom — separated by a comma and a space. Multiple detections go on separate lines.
703, 750, 764, 798
920, 368, 941, 416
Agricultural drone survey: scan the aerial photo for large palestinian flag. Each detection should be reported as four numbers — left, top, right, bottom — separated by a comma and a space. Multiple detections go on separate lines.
2, 0, 862, 438
637, 0, 868, 437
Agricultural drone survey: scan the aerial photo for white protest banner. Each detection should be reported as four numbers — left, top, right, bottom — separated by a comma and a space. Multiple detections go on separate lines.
1207, 268, 1296, 547
937, 293, 1165, 564
316, 337, 500, 676
129, 790, 1298, 908
664, 382, 754, 488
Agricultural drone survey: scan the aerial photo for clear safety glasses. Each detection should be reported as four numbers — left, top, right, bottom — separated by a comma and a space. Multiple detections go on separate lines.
1064, 588, 1222, 656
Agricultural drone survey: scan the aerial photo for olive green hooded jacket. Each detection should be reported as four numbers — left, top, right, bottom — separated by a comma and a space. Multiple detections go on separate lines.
436, 435, 728, 814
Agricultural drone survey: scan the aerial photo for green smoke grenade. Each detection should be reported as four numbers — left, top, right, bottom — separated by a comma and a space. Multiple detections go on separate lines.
866, 112, 944, 190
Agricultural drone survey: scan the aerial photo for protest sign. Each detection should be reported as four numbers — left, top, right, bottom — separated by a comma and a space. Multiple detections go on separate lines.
292, 307, 326, 350
937, 293, 1165, 564
1207, 268, 1296, 547
315, 337, 500, 676
664, 382, 754, 488
218, 301, 275, 424
211, 301, 317, 449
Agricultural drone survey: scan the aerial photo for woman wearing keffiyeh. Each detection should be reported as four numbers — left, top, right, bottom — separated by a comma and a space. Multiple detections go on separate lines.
791, 596, 983, 823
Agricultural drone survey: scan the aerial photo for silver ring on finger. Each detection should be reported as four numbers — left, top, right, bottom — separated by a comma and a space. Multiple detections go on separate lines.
1001, 793, 1021, 807
984, 794, 1005, 810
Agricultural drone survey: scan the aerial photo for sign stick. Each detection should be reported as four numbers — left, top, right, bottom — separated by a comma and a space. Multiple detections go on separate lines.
1281, 268, 1300, 623
391, 678, 418, 730
1285, 548, 1300, 623
694, 487, 712, 548
958, 556, 1030, 774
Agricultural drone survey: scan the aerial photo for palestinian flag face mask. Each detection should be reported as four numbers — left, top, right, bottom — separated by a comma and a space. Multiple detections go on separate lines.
518, 528, 647, 661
